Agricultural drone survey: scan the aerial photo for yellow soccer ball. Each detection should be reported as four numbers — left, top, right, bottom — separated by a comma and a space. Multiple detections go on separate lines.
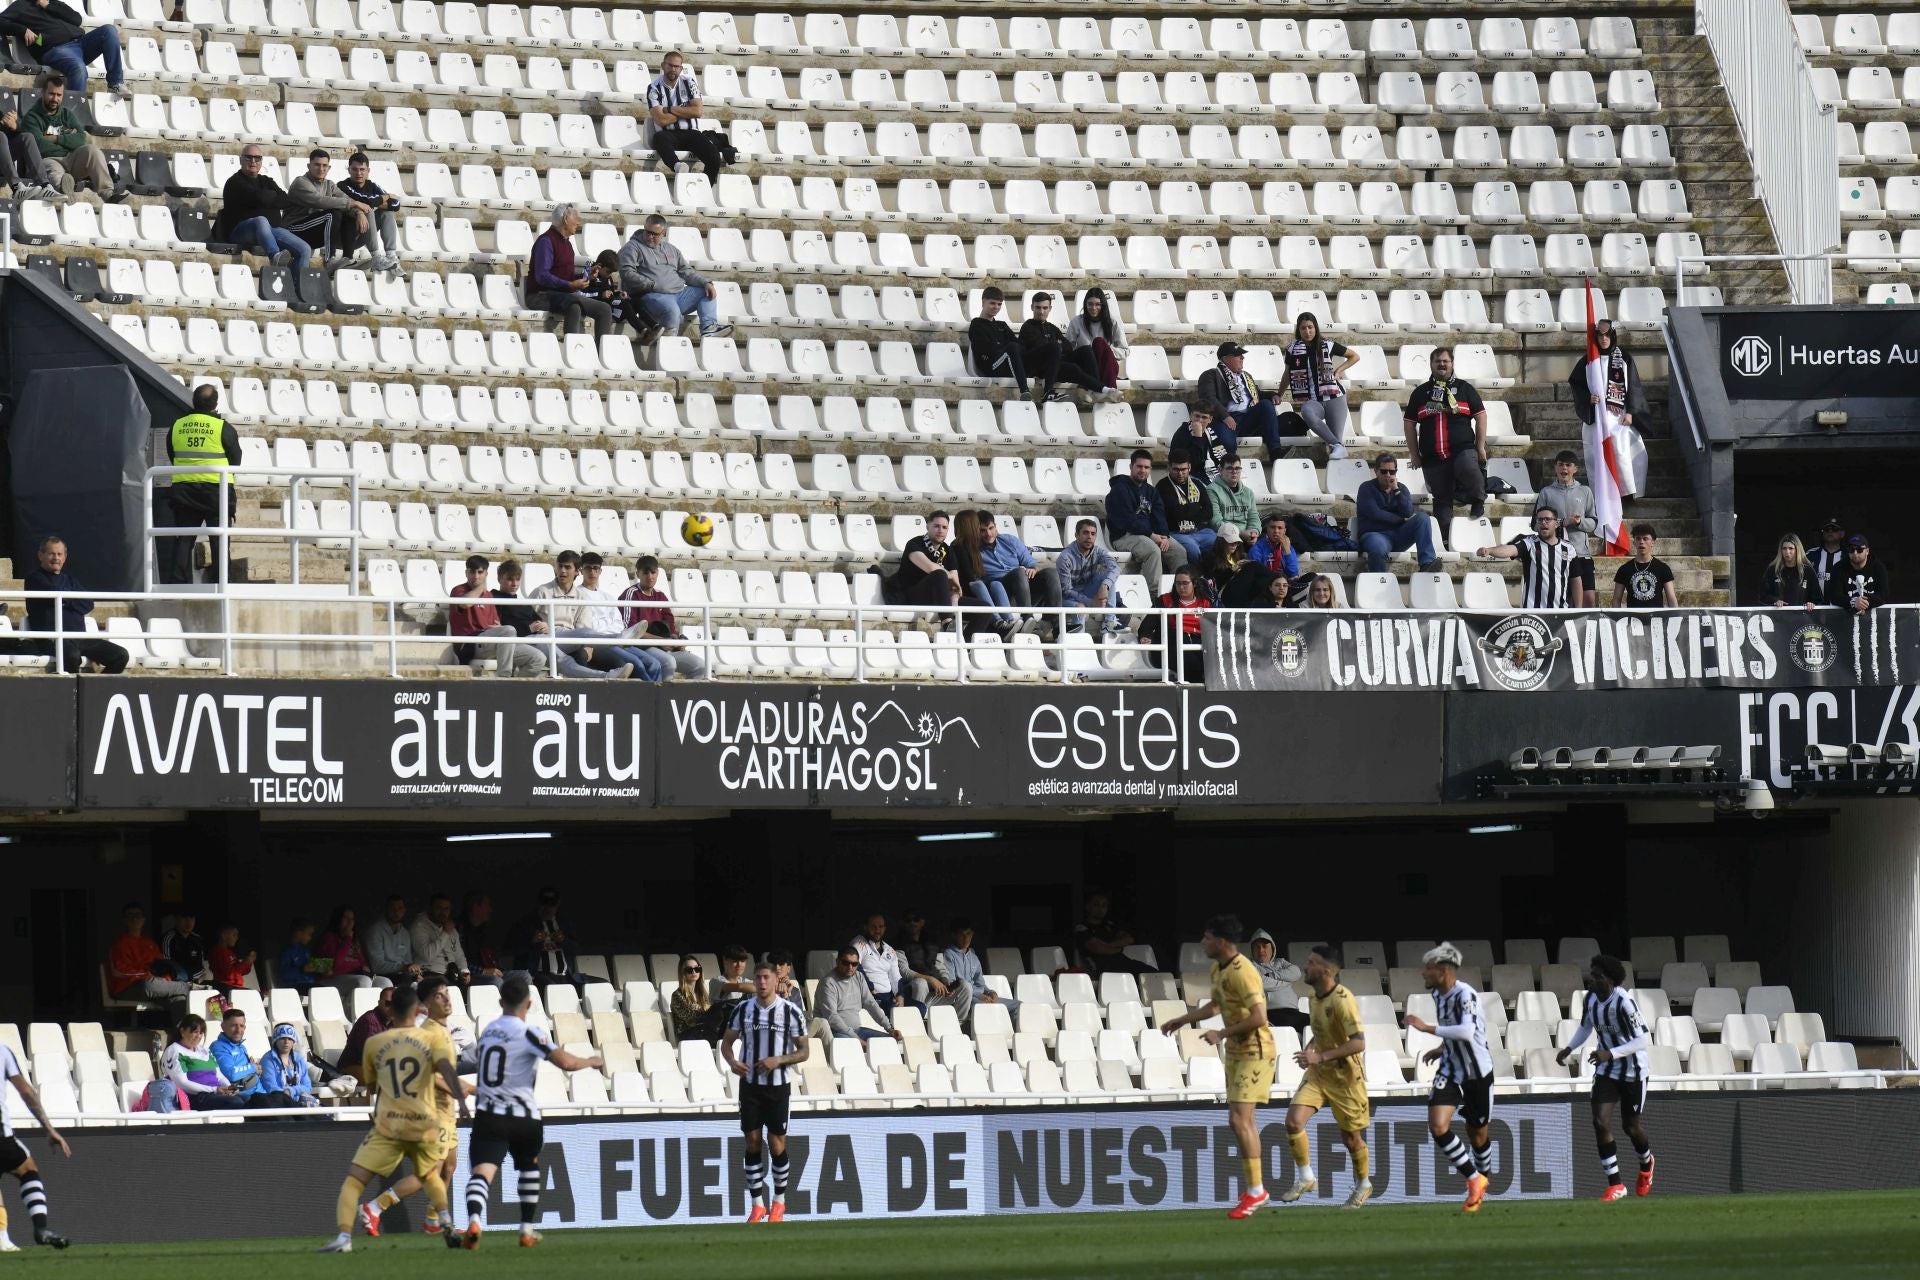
681, 513, 715, 547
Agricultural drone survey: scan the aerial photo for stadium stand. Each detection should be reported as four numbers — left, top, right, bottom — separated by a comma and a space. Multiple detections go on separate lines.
0, 5, 1772, 676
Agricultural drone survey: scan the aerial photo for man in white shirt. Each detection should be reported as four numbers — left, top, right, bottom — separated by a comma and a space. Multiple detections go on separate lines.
409, 894, 474, 991
363, 894, 421, 984
578, 553, 668, 681
528, 551, 639, 680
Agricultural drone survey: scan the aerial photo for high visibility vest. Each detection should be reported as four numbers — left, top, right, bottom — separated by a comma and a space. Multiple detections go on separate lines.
169, 413, 227, 485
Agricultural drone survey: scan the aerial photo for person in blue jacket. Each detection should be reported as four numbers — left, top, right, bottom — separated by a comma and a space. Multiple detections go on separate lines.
209, 1008, 295, 1108
1352, 452, 1439, 574
259, 1023, 319, 1107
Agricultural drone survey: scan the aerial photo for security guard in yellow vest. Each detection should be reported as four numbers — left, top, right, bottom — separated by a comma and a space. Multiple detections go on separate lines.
166, 384, 242, 584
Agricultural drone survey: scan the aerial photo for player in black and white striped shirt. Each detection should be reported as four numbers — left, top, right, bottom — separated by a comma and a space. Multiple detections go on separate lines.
1557, 954, 1656, 1201
0, 1043, 70, 1250
1404, 943, 1495, 1213
722, 963, 810, 1223
1478, 505, 1577, 609
459, 975, 602, 1249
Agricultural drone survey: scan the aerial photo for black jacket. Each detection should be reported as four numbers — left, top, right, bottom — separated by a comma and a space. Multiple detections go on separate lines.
1759, 563, 1816, 607
0, 0, 85, 57
968, 316, 1019, 375
491, 590, 540, 636
217, 171, 289, 239
1827, 558, 1890, 611
1569, 348, 1650, 426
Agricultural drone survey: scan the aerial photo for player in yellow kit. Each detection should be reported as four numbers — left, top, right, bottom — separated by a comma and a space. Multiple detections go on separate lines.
1161, 916, 1275, 1219
1281, 944, 1373, 1208
319, 986, 469, 1254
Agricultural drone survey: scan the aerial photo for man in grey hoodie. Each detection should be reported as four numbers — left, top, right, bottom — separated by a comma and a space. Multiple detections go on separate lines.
1249, 929, 1309, 1031
285, 149, 376, 262
615, 213, 732, 341
1534, 450, 1598, 606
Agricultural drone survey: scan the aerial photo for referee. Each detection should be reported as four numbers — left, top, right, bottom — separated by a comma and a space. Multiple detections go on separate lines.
722, 963, 810, 1223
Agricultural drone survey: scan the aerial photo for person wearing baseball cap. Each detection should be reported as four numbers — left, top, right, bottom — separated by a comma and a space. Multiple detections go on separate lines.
1196, 340, 1290, 459
1826, 533, 1888, 615
1809, 517, 1848, 597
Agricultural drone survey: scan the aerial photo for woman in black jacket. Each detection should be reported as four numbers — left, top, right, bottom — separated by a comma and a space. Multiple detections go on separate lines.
1759, 533, 1817, 607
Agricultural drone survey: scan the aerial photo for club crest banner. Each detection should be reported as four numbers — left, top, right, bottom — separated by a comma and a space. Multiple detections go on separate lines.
1205, 606, 1916, 693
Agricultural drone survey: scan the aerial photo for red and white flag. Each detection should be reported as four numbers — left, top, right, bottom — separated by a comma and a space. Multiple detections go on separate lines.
1582, 281, 1646, 556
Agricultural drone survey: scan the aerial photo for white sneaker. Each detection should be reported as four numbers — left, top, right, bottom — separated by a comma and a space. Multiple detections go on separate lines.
317, 1232, 353, 1253
1328, 443, 1349, 460
1278, 1173, 1317, 1204
1345, 1179, 1374, 1209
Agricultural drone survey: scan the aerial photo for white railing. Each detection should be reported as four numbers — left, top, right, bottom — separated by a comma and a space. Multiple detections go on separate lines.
1697, 0, 1840, 304
142, 466, 364, 594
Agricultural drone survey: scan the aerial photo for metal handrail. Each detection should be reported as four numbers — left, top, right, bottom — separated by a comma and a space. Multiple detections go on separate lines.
141, 465, 364, 598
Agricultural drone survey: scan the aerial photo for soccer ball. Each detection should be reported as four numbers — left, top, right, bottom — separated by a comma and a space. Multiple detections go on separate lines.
681, 513, 715, 547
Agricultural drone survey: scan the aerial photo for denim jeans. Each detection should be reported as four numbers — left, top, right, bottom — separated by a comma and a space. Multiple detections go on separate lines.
1359, 517, 1437, 573
232, 216, 311, 268
1063, 585, 1121, 632
1169, 528, 1218, 564
639, 283, 715, 331
584, 634, 670, 682
40, 25, 124, 96
966, 579, 1014, 626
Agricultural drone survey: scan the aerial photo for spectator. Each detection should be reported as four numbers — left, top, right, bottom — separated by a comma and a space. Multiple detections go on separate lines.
1611, 524, 1678, 609
313, 910, 393, 992
1197, 533, 1244, 603
978, 511, 1063, 639
617, 555, 708, 679
1353, 454, 1439, 574
529, 550, 639, 680
1198, 342, 1289, 459
457, 892, 507, 987
1156, 454, 1216, 566
1065, 287, 1127, 391
1141, 567, 1210, 683
162, 909, 211, 985
1828, 534, 1888, 614
939, 920, 1017, 1022
710, 944, 755, 1028
1282, 314, 1359, 459
1072, 894, 1155, 976
1304, 574, 1343, 609
1165, 402, 1236, 488
449, 555, 544, 676
1570, 318, 1649, 496
851, 914, 914, 1011
215, 144, 308, 268
767, 949, 809, 1017
259, 1023, 319, 1107
617, 213, 730, 342
336, 983, 397, 1074
1057, 518, 1123, 636
364, 895, 422, 985
286, 148, 378, 262
1208, 454, 1261, 537
107, 902, 191, 1015
410, 893, 474, 990
1809, 518, 1849, 598
1106, 449, 1188, 584
164, 384, 242, 586
23, 535, 128, 673
897, 912, 973, 1024
210, 1008, 295, 1109
968, 287, 1032, 399
669, 954, 714, 1042
276, 916, 323, 991
159, 1015, 245, 1111
1404, 346, 1488, 533
581, 249, 633, 333
1536, 451, 1599, 607
1019, 292, 1102, 400
493, 558, 631, 681
950, 510, 1008, 636
883, 514, 962, 612
1248, 930, 1310, 1031
578, 552, 669, 682
812, 948, 901, 1043
1246, 514, 1301, 583
0, 2, 129, 98
22, 72, 117, 201
0, 95, 59, 202
1761, 533, 1817, 607
1477, 506, 1576, 609
335, 150, 401, 275
526, 204, 614, 340
208, 924, 255, 994
518, 886, 586, 992
1217, 562, 1291, 609
645, 51, 730, 177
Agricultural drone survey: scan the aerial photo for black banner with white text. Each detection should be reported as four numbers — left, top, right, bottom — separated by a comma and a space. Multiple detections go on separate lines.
1207, 606, 1915, 693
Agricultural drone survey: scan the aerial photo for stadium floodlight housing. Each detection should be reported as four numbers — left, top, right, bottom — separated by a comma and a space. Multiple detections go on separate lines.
1806, 743, 1851, 768
1886, 743, 1914, 767
1570, 747, 1612, 769
1540, 746, 1574, 770
1848, 743, 1883, 766
1744, 778, 1776, 813
1605, 746, 1651, 770
1509, 747, 1541, 771
1674, 745, 1722, 766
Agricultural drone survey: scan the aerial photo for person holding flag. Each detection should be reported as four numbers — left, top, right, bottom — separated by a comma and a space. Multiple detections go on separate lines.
1569, 296, 1650, 556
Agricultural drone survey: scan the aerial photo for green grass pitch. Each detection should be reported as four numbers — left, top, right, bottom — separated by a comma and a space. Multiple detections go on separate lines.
8, 1190, 1919, 1278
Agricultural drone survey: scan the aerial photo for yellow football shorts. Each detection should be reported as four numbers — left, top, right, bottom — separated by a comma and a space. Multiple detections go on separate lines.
1226, 1057, 1277, 1104
351, 1127, 453, 1179
1293, 1066, 1372, 1131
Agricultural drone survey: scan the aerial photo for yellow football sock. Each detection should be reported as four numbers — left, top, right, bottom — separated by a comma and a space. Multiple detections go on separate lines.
1289, 1131, 1311, 1169
1353, 1142, 1370, 1184
1243, 1155, 1264, 1192
336, 1177, 367, 1234
422, 1171, 450, 1218
1, 1197, 10, 1233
